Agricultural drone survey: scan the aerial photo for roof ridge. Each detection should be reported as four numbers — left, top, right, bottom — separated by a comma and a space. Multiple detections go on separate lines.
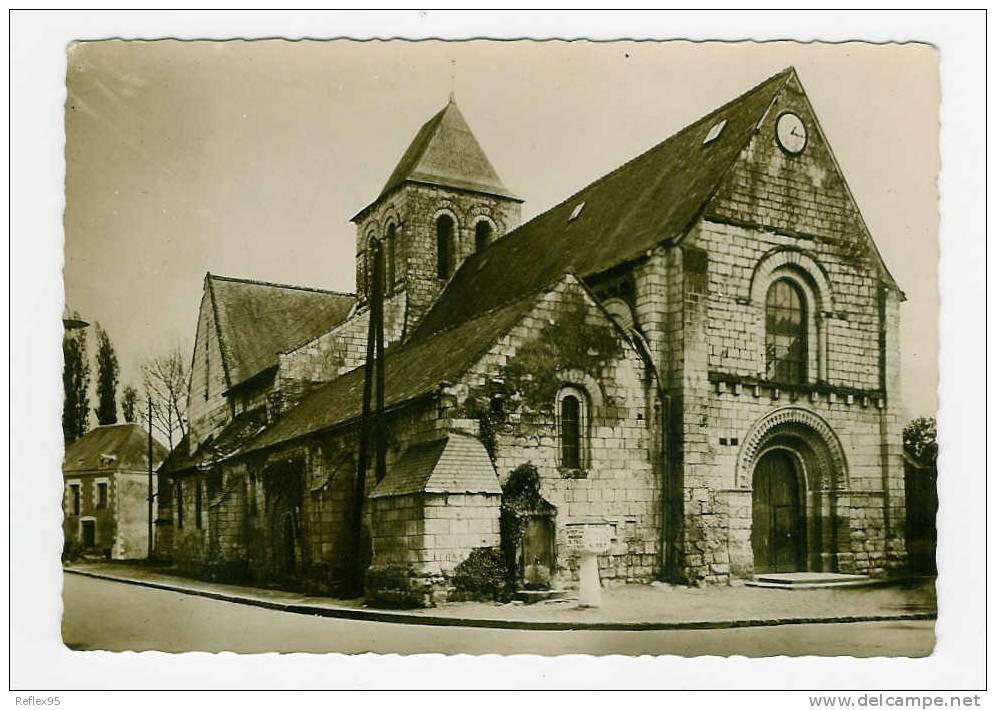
207, 273, 356, 298
510, 68, 793, 236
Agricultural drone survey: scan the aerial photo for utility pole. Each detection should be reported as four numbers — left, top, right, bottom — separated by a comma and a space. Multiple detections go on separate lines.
348, 239, 385, 596
147, 396, 154, 559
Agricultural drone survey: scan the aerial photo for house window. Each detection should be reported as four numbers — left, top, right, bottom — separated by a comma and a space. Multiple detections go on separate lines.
436, 214, 455, 279
176, 482, 184, 529
195, 480, 203, 530
765, 278, 807, 384
67, 483, 81, 516
96, 481, 108, 510
385, 224, 397, 290
557, 386, 588, 470
475, 220, 493, 253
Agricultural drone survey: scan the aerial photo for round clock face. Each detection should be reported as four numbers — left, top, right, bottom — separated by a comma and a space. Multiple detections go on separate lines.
775, 112, 807, 154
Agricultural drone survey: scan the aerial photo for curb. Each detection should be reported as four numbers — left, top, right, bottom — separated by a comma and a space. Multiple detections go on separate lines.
64, 568, 936, 633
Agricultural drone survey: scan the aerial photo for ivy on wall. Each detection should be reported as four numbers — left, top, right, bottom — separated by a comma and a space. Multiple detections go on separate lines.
465, 290, 625, 460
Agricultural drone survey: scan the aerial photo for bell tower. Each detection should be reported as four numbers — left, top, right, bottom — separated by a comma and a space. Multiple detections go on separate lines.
351, 96, 523, 327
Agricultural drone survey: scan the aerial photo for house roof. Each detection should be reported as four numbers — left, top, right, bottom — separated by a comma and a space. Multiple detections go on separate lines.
411, 68, 794, 338
354, 97, 519, 220
207, 274, 356, 388
370, 431, 501, 498
64, 423, 167, 474
241, 293, 539, 454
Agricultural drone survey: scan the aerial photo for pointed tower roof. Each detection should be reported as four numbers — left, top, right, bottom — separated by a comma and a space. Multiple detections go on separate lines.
355, 98, 520, 220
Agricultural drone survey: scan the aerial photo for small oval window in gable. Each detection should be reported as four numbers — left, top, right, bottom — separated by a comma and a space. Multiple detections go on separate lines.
703, 118, 727, 145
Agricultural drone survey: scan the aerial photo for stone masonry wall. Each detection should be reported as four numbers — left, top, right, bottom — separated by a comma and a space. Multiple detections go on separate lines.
276, 291, 406, 394
114, 472, 154, 559
450, 277, 659, 585
421, 493, 501, 576
234, 399, 453, 592
369, 494, 425, 569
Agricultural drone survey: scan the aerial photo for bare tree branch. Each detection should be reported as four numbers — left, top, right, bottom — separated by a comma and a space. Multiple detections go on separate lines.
141, 346, 189, 451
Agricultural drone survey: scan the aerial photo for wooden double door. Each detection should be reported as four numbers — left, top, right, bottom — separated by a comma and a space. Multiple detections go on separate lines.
752, 449, 803, 573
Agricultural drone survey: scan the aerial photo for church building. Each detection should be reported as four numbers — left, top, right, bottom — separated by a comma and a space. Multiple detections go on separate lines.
156, 68, 908, 603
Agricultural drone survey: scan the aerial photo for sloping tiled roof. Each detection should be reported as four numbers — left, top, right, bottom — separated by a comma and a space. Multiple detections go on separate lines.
242, 294, 539, 454
356, 98, 519, 218
159, 408, 268, 474
64, 423, 167, 474
208, 275, 356, 388
370, 432, 501, 498
412, 69, 793, 338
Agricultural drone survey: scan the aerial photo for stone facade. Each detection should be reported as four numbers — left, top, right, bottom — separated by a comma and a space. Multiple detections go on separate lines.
651, 72, 908, 584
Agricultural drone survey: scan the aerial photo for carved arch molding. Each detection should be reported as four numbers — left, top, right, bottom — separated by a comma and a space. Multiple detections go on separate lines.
736, 406, 849, 491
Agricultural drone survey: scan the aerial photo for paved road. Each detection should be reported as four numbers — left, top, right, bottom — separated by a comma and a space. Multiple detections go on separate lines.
62, 574, 934, 656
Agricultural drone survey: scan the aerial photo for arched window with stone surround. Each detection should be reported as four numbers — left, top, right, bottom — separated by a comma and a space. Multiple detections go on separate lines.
436, 214, 455, 279
765, 278, 808, 384
474, 219, 493, 253
556, 386, 588, 470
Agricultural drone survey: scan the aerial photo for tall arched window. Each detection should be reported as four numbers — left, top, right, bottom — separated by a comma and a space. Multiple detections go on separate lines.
385, 224, 397, 290
560, 395, 581, 468
436, 214, 455, 279
474, 220, 493, 253
557, 386, 588, 470
765, 278, 807, 383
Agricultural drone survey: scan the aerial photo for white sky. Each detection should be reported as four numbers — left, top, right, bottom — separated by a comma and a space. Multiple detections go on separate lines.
63, 39, 939, 418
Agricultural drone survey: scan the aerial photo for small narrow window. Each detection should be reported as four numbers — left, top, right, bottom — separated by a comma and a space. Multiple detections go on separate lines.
176, 482, 184, 529
569, 202, 585, 221
560, 394, 582, 469
96, 481, 108, 510
385, 224, 397, 289
436, 214, 455, 279
68, 484, 81, 516
475, 220, 493, 253
195, 481, 203, 529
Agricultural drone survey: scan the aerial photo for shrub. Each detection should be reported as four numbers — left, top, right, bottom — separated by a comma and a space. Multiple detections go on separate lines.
451, 547, 512, 602
904, 416, 938, 464
61, 538, 84, 564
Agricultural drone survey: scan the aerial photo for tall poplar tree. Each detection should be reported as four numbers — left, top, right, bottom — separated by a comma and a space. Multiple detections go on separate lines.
62, 313, 90, 443
94, 323, 120, 425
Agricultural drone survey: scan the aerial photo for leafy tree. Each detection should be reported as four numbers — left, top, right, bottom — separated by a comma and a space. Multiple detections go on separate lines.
62, 314, 90, 443
141, 346, 189, 452
903, 416, 938, 464
94, 323, 119, 425
121, 384, 139, 423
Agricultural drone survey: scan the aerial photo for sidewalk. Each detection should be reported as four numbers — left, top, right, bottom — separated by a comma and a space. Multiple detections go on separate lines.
64, 562, 936, 631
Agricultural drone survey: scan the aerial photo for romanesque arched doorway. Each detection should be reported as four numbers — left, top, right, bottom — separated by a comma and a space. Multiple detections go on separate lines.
752, 449, 804, 573
738, 407, 850, 575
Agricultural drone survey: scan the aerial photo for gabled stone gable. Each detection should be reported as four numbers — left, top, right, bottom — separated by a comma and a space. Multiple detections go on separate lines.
693, 69, 899, 394
187, 284, 232, 453
448, 276, 660, 583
